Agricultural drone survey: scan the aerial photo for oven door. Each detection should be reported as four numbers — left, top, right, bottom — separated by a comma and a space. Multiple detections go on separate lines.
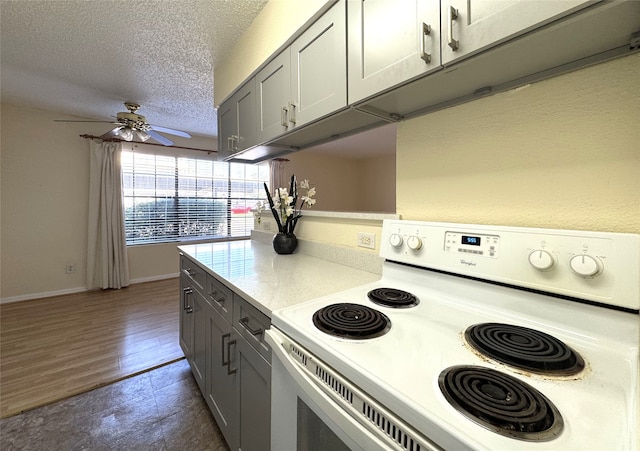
266, 327, 396, 451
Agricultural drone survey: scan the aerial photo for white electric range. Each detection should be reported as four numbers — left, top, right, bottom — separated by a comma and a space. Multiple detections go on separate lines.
265, 220, 639, 450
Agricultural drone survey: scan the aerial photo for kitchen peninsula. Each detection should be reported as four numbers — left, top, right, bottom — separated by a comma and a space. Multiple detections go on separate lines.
177, 231, 381, 450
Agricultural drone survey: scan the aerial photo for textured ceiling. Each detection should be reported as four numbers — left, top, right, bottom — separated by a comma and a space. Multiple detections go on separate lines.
0, 0, 268, 138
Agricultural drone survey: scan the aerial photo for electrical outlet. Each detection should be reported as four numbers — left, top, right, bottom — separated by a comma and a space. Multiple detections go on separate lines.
65, 263, 76, 274
357, 232, 376, 250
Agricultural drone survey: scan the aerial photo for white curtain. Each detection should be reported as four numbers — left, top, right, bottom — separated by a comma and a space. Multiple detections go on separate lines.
87, 141, 130, 289
269, 158, 287, 193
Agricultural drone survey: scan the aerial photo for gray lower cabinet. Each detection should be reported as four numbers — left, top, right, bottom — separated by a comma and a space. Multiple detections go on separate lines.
205, 301, 237, 446
179, 273, 207, 392
236, 331, 271, 451
179, 253, 271, 451
179, 274, 194, 361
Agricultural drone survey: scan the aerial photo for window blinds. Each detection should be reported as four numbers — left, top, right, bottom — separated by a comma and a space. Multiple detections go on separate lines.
121, 145, 268, 245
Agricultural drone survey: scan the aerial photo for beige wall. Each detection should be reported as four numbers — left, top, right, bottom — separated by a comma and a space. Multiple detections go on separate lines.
0, 104, 217, 300
397, 53, 640, 234
282, 150, 395, 212
214, 0, 330, 105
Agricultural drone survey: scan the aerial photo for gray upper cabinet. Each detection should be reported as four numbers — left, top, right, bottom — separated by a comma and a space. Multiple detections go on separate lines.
347, 0, 441, 104
441, 0, 595, 65
220, 0, 639, 161
257, 0, 346, 144
289, 1, 347, 128
256, 52, 290, 143
218, 78, 257, 160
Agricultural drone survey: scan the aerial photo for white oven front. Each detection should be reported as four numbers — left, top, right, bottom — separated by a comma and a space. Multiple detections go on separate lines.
265, 327, 439, 451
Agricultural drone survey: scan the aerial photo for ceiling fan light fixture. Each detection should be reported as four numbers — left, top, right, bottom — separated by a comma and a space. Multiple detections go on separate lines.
134, 130, 151, 142
115, 127, 134, 141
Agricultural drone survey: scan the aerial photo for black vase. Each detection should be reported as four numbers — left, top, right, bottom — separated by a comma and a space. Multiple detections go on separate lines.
272, 232, 298, 254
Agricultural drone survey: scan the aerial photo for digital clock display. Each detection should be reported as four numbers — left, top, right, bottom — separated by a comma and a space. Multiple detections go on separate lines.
462, 235, 481, 246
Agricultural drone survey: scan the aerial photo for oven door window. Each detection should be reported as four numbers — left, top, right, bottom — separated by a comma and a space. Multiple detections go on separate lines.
297, 397, 351, 451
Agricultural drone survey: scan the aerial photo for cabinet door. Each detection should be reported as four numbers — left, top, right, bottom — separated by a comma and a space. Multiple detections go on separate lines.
191, 291, 208, 392
236, 78, 257, 152
206, 306, 238, 450
179, 275, 194, 361
290, 0, 347, 128
347, 0, 441, 104
217, 98, 237, 160
441, 0, 595, 65
256, 50, 291, 143
236, 332, 271, 451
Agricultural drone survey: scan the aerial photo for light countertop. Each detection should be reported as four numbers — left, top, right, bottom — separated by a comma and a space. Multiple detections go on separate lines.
178, 239, 381, 317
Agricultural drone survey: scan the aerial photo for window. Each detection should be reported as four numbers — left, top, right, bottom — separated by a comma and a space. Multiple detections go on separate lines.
121, 145, 268, 245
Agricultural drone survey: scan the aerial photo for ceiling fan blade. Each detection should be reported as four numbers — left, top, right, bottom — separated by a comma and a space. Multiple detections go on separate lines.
54, 120, 119, 123
149, 125, 191, 138
147, 130, 175, 146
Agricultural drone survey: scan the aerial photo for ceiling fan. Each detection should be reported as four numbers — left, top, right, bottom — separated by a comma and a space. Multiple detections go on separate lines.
55, 102, 191, 146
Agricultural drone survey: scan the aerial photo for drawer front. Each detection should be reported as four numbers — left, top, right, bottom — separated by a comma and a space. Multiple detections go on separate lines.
180, 254, 206, 292
206, 274, 233, 323
233, 295, 271, 362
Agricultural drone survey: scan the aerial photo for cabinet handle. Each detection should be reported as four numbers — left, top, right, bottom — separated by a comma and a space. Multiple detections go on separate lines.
240, 316, 263, 337
288, 102, 297, 125
209, 290, 226, 305
182, 287, 193, 313
227, 136, 234, 152
222, 333, 237, 375
184, 268, 196, 277
281, 106, 289, 127
221, 333, 231, 366
420, 22, 432, 63
447, 6, 459, 51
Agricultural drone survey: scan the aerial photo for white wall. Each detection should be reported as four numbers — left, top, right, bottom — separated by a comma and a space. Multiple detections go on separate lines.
397, 53, 639, 233
0, 104, 217, 300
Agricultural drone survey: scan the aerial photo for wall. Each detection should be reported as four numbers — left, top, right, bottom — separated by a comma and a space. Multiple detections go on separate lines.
397, 53, 640, 233
214, 0, 330, 105
0, 104, 217, 301
282, 150, 395, 213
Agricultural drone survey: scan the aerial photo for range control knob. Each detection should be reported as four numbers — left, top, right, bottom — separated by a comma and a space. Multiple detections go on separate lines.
528, 250, 555, 271
569, 254, 603, 278
389, 233, 403, 248
407, 236, 423, 251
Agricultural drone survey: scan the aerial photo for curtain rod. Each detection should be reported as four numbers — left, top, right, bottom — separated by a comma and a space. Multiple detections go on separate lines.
79, 134, 217, 154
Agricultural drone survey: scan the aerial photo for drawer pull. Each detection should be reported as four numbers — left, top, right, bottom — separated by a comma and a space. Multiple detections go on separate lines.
240, 316, 263, 337
209, 290, 226, 305
184, 268, 196, 277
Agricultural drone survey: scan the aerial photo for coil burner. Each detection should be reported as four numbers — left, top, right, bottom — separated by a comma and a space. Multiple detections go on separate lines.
367, 288, 419, 308
439, 365, 563, 441
312, 303, 391, 339
465, 323, 585, 375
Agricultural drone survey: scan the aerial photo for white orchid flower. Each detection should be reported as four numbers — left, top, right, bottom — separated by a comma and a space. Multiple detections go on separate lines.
300, 179, 310, 189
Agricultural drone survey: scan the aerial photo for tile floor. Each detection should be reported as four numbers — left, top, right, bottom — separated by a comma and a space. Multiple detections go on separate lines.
0, 358, 230, 451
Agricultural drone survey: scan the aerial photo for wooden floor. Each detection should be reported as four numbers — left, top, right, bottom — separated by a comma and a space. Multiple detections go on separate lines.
0, 278, 184, 419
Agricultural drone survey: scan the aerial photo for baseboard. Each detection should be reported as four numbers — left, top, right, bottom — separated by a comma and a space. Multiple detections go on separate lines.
129, 273, 179, 285
0, 273, 179, 305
